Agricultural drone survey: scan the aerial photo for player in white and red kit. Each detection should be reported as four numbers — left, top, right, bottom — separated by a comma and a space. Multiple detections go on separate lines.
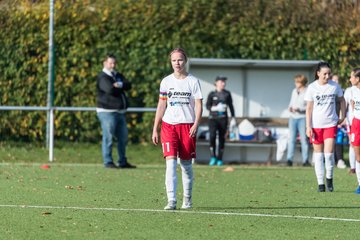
348, 69, 360, 193
152, 48, 203, 210
305, 62, 346, 192
343, 69, 360, 174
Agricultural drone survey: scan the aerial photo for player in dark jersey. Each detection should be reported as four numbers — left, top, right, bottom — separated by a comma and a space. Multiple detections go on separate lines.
206, 76, 235, 166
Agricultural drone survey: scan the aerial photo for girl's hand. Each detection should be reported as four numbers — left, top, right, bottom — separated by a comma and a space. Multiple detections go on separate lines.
189, 124, 198, 138
337, 118, 345, 125
152, 131, 159, 145
306, 127, 312, 139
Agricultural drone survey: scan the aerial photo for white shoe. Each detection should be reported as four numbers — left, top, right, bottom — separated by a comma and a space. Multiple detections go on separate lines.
337, 160, 346, 169
164, 201, 176, 210
181, 196, 192, 209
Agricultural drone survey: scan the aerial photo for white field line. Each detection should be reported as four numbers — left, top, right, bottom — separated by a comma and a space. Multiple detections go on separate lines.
0, 204, 359, 223
0, 162, 101, 167
0, 162, 163, 168
0, 162, 302, 169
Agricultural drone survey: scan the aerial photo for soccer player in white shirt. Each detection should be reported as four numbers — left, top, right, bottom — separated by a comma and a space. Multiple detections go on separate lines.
348, 69, 360, 194
152, 48, 203, 210
343, 69, 360, 174
305, 62, 346, 192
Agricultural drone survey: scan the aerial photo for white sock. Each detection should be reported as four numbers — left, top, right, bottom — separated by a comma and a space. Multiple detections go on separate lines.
165, 159, 177, 202
180, 160, 193, 198
350, 146, 356, 169
324, 153, 334, 180
356, 161, 360, 186
313, 152, 325, 185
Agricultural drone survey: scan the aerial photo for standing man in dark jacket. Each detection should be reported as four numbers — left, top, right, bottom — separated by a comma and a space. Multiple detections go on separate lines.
96, 54, 136, 168
206, 76, 236, 166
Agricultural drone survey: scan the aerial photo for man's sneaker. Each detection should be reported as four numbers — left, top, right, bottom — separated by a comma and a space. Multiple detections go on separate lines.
326, 178, 334, 192
287, 160, 293, 167
164, 201, 176, 210
119, 162, 136, 169
104, 163, 118, 169
354, 186, 360, 194
209, 157, 217, 166
217, 160, 224, 166
318, 184, 325, 192
337, 160, 346, 169
181, 196, 192, 209
302, 161, 311, 167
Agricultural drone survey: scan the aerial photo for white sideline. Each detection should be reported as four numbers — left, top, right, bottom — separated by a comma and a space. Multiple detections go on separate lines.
0, 162, 102, 167
0, 204, 359, 222
0, 162, 162, 168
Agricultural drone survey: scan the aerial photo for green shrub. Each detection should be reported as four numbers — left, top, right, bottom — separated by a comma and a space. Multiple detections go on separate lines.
0, 0, 358, 142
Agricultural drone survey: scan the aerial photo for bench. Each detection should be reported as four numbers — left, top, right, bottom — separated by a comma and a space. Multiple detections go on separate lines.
195, 117, 305, 165
199, 117, 288, 127
196, 139, 277, 165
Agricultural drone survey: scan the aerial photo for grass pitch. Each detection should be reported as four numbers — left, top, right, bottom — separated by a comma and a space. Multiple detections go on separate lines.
1, 161, 360, 239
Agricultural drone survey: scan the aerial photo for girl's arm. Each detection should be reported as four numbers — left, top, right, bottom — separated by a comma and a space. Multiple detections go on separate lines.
152, 99, 167, 145
338, 96, 346, 124
305, 101, 313, 138
189, 99, 203, 137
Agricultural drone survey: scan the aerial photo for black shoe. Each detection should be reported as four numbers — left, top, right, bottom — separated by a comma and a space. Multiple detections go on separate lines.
302, 161, 311, 167
119, 162, 136, 169
287, 160, 293, 167
104, 163, 118, 169
318, 184, 325, 192
326, 178, 334, 192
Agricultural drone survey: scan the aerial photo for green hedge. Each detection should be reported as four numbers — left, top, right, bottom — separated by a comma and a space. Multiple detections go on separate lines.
0, 0, 359, 143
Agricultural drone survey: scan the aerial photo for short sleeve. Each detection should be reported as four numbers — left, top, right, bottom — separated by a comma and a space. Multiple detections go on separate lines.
304, 86, 313, 101
159, 80, 167, 100
344, 88, 351, 104
192, 79, 203, 100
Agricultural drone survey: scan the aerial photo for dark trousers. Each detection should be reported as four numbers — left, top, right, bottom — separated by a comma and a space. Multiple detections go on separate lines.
209, 118, 228, 160
334, 144, 344, 164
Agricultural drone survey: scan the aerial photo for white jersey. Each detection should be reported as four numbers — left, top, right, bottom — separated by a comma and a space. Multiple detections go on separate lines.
159, 73, 203, 124
344, 87, 354, 125
350, 86, 360, 120
304, 80, 343, 128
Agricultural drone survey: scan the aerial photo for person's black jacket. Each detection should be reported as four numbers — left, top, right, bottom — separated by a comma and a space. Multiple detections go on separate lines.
96, 71, 132, 110
206, 89, 235, 119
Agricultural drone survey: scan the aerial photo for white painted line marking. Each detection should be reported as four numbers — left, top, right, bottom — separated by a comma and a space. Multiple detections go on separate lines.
0, 204, 359, 222
0, 162, 168, 168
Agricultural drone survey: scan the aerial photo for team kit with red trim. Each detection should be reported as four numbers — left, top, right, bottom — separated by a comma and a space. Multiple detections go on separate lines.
159, 73, 203, 160
350, 86, 360, 146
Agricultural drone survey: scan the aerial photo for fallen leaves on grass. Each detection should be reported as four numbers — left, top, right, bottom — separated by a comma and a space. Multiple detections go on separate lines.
223, 167, 235, 172
42, 212, 52, 216
65, 185, 84, 190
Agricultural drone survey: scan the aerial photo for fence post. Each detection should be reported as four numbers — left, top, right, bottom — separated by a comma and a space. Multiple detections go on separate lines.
46, 0, 55, 148
49, 108, 54, 162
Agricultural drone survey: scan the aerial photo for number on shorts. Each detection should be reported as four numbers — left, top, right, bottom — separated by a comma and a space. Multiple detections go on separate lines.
162, 142, 170, 153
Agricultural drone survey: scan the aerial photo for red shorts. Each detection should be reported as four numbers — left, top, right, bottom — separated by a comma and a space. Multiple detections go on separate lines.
310, 126, 337, 144
160, 121, 196, 160
351, 118, 360, 146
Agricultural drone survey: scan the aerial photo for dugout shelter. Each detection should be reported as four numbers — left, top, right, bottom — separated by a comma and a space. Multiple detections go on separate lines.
188, 58, 319, 164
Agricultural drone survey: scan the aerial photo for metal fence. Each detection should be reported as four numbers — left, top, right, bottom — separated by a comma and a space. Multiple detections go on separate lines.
0, 106, 156, 162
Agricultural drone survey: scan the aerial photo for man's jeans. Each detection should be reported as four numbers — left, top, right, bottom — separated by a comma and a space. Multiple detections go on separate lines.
97, 112, 128, 166
287, 117, 309, 163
